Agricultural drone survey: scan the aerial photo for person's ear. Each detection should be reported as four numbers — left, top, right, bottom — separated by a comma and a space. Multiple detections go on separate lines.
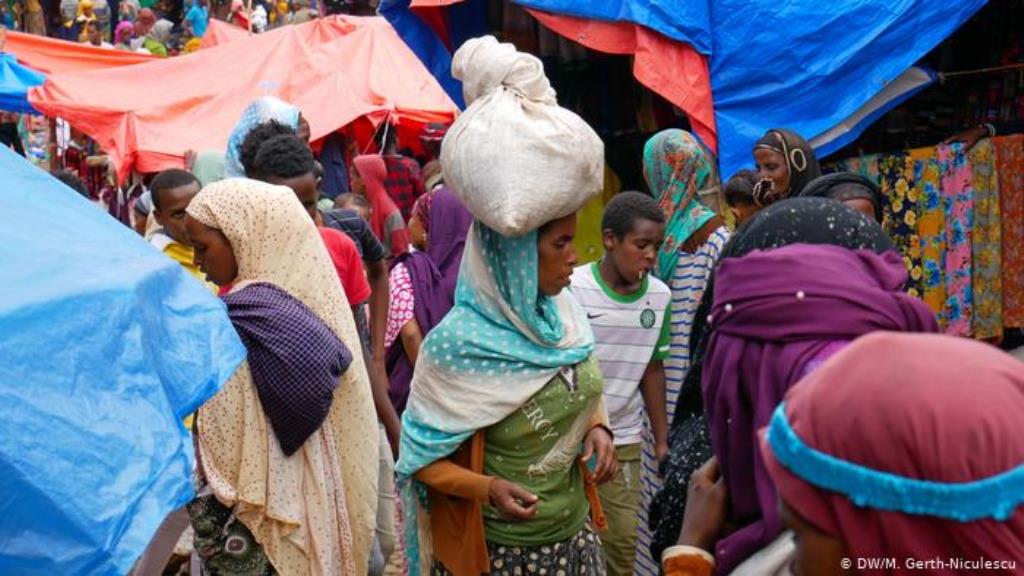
602, 229, 617, 252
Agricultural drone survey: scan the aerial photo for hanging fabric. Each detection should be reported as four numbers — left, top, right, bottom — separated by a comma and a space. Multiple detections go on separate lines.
911, 147, 947, 325
968, 140, 1003, 340
993, 134, 1024, 328
937, 144, 974, 337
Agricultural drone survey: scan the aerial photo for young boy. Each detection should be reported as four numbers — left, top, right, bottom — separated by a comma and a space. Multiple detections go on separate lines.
570, 191, 672, 576
149, 168, 211, 288
724, 168, 759, 227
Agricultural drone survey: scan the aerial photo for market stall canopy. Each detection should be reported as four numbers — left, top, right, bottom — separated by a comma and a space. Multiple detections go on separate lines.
0, 145, 245, 575
388, 0, 985, 176
29, 15, 459, 180
199, 17, 251, 49
3, 29, 157, 75
0, 52, 44, 113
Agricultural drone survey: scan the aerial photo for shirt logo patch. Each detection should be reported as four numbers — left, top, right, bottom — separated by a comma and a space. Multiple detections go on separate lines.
640, 308, 656, 329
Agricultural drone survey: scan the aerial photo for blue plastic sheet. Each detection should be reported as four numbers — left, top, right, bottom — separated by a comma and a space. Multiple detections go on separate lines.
379, 0, 465, 108
0, 53, 44, 114
0, 146, 245, 575
708, 0, 986, 177
386, 0, 986, 179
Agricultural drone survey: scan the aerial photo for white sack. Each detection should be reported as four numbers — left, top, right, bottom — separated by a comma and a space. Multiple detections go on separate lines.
441, 35, 604, 237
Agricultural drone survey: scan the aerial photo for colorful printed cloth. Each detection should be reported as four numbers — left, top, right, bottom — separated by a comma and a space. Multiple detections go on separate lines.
385, 262, 415, 350
937, 144, 974, 337
910, 147, 947, 324
968, 140, 1002, 340
993, 135, 1024, 328
643, 129, 717, 281
879, 152, 923, 298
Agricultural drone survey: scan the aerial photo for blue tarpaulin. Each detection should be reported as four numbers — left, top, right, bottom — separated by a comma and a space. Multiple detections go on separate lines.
707, 0, 986, 176
0, 52, 44, 114
385, 0, 987, 177
0, 145, 245, 575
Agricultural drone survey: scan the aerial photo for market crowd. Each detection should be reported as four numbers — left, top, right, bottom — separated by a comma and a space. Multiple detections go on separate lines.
44, 35, 1024, 576
1, 0, 373, 56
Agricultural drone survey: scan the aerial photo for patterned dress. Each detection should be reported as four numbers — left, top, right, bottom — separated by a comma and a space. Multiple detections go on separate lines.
968, 140, 1002, 340
937, 144, 974, 337
634, 226, 730, 576
993, 134, 1024, 327
911, 147, 947, 323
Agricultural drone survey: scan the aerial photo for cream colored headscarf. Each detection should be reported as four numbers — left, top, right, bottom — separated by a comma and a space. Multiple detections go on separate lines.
186, 178, 378, 575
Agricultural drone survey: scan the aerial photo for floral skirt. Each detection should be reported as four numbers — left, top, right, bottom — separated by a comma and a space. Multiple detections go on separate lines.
433, 525, 607, 575
187, 493, 275, 576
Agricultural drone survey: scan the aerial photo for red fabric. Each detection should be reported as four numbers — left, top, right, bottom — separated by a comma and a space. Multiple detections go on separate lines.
382, 155, 425, 222
410, 5, 452, 50
761, 332, 1024, 574
525, 9, 716, 152
353, 154, 410, 257
318, 227, 372, 306
28, 16, 458, 182
199, 18, 252, 49
4, 29, 157, 75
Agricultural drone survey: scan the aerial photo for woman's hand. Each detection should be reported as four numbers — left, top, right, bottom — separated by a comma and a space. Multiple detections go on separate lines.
581, 426, 617, 484
677, 456, 728, 552
488, 478, 538, 521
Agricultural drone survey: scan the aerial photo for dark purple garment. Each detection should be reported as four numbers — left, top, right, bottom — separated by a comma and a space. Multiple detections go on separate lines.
385, 188, 473, 414
223, 282, 353, 456
702, 244, 939, 574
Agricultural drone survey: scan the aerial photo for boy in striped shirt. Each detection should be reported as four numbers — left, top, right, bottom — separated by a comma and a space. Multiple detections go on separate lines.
570, 192, 671, 576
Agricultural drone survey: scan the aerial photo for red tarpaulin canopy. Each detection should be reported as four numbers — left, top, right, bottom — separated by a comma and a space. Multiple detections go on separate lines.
29, 16, 459, 180
199, 18, 251, 49
4, 29, 157, 75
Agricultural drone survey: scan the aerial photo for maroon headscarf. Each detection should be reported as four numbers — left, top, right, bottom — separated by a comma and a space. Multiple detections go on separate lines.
761, 332, 1024, 574
385, 188, 473, 414
703, 243, 939, 573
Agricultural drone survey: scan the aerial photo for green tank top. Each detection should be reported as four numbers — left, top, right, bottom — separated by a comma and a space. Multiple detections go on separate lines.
482, 356, 603, 546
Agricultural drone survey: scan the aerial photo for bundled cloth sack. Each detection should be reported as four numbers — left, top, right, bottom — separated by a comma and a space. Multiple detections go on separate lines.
441, 35, 604, 236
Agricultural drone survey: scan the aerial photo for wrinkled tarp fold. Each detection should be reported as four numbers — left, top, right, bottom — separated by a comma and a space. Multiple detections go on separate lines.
29, 16, 458, 180
4, 29, 157, 74
393, 0, 986, 177
0, 144, 245, 575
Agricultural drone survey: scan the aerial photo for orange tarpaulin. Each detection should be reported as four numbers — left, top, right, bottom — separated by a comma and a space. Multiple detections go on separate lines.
30, 16, 458, 180
199, 18, 251, 49
4, 29, 157, 75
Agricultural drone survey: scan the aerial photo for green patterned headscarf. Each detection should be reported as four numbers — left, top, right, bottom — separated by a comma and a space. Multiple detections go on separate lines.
643, 129, 718, 280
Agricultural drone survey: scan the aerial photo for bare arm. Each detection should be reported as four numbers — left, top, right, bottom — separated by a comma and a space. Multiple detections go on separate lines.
399, 318, 424, 368
357, 312, 401, 455
365, 258, 389, 362
641, 359, 670, 465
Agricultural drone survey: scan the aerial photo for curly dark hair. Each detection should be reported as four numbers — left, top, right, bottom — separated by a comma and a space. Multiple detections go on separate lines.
252, 134, 316, 181
601, 190, 665, 239
239, 120, 296, 177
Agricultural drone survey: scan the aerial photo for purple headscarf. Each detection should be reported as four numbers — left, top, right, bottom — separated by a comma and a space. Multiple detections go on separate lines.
385, 187, 473, 414
224, 282, 353, 456
703, 243, 939, 572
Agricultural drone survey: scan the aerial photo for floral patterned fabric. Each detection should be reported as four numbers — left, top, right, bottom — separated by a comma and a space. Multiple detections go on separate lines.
993, 135, 1024, 328
879, 152, 923, 298
937, 144, 974, 337
911, 147, 947, 325
968, 140, 1002, 340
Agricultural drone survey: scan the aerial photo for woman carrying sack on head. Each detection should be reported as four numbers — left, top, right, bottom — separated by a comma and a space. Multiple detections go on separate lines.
396, 36, 617, 575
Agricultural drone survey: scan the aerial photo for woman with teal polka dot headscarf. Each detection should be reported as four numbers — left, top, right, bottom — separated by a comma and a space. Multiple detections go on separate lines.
396, 212, 618, 574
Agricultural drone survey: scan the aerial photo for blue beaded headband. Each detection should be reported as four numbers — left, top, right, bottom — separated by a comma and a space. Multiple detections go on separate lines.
766, 403, 1024, 522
